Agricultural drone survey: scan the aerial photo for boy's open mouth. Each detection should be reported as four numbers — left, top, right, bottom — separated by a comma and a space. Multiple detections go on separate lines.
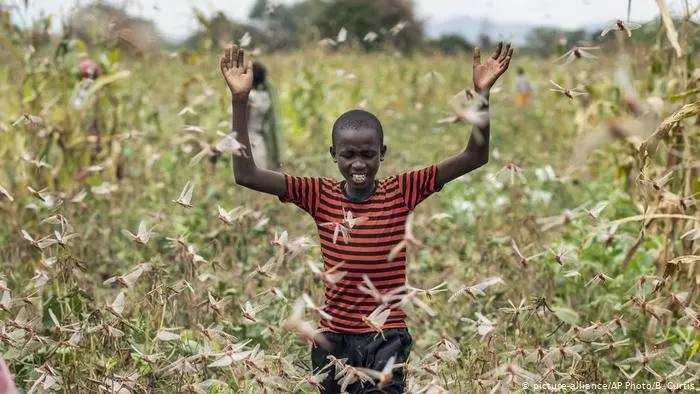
351, 173, 367, 184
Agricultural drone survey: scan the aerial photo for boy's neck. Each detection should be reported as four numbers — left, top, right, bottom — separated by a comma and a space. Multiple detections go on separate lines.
344, 181, 376, 202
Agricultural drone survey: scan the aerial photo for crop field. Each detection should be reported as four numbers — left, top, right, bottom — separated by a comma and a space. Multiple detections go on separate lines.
1, 9, 700, 394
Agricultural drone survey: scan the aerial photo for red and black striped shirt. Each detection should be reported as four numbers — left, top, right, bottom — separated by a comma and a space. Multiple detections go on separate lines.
279, 164, 442, 333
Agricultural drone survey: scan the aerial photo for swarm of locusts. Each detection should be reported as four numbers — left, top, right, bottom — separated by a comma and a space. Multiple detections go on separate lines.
1, 4, 700, 394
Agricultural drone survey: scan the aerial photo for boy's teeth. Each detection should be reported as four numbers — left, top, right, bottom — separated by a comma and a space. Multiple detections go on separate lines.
352, 174, 367, 182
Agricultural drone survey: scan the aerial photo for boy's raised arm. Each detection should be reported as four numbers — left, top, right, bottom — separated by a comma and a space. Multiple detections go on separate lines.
435, 41, 513, 188
220, 46, 287, 198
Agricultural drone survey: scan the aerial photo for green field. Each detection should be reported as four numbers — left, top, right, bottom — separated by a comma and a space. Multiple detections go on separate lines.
1, 22, 699, 393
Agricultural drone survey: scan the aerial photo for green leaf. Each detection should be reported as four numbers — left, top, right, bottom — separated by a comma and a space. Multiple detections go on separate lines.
22, 82, 34, 102
651, 53, 663, 75
72, 38, 87, 52
42, 295, 62, 327
85, 175, 102, 187
552, 306, 579, 325
84, 70, 132, 98
687, 52, 695, 72
690, 338, 700, 360
668, 89, 699, 102
109, 47, 121, 66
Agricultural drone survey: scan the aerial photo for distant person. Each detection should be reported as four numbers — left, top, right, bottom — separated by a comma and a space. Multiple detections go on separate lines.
247, 61, 282, 170
514, 66, 532, 108
73, 58, 125, 179
74, 57, 102, 161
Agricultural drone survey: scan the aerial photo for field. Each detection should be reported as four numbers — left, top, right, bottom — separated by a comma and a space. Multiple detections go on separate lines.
1, 24, 700, 393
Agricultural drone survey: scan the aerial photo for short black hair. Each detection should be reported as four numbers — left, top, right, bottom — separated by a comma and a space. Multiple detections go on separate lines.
253, 61, 266, 87
331, 109, 384, 147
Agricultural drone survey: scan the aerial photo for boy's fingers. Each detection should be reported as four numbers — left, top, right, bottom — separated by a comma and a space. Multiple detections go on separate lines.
246, 60, 253, 74
500, 47, 513, 64
500, 56, 511, 71
501, 42, 511, 60
229, 46, 235, 69
491, 41, 502, 59
473, 47, 481, 66
238, 49, 245, 69
499, 46, 513, 63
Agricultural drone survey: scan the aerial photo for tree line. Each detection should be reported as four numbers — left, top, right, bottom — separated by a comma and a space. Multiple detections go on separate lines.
1, 0, 696, 58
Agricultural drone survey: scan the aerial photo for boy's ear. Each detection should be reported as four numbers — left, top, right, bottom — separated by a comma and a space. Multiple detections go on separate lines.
379, 145, 387, 161
329, 146, 336, 162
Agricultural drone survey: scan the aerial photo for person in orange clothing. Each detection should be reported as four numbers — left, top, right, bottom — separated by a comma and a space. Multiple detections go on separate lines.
514, 67, 532, 108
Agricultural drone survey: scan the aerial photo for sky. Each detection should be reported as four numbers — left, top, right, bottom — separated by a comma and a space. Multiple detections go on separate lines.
7, 0, 689, 42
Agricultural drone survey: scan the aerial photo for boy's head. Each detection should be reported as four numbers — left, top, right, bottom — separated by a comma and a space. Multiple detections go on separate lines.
329, 109, 387, 190
517, 67, 524, 75
252, 61, 266, 87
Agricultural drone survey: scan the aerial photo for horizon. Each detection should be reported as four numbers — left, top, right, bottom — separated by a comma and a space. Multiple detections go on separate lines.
7, 0, 692, 43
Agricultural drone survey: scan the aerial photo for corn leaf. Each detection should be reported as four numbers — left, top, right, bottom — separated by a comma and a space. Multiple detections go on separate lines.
656, 0, 682, 58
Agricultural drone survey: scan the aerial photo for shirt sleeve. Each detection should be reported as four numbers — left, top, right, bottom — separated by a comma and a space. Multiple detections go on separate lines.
278, 174, 322, 217
398, 163, 443, 211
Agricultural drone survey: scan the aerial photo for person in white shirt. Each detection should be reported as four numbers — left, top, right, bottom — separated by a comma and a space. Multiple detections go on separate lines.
247, 62, 282, 170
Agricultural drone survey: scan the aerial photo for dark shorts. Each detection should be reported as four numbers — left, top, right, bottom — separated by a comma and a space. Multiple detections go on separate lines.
311, 328, 413, 394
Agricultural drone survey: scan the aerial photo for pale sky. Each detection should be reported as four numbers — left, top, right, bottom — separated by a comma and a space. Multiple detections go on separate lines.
7, 0, 689, 42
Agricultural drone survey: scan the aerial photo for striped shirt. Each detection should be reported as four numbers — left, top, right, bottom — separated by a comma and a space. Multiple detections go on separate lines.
279, 164, 442, 333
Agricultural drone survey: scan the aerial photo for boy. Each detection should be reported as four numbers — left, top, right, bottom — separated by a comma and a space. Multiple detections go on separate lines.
220, 42, 513, 393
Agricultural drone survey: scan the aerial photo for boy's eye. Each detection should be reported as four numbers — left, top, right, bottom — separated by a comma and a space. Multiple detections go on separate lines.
341, 152, 353, 159
362, 152, 376, 159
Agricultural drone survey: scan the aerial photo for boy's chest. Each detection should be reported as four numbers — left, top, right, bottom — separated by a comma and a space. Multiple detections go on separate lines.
315, 188, 409, 248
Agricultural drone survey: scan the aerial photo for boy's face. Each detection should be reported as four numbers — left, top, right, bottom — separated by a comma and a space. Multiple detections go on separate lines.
330, 127, 386, 190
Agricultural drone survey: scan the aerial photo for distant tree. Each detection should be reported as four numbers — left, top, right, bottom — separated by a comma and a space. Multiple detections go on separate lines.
68, 3, 162, 54
0, 6, 23, 45
524, 26, 564, 56
477, 17, 493, 49
249, 0, 268, 20
183, 9, 269, 52
248, 0, 318, 50
563, 29, 587, 46
429, 34, 473, 55
478, 33, 492, 50
311, 0, 425, 53
0, 5, 25, 65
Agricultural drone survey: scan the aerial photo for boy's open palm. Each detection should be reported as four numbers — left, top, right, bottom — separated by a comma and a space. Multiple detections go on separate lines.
473, 41, 513, 91
220, 45, 253, 97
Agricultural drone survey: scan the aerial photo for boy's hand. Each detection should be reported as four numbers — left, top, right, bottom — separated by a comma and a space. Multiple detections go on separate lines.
472, 41, 513, 92
220, 45, 253, 98
0, 357, 17, 394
